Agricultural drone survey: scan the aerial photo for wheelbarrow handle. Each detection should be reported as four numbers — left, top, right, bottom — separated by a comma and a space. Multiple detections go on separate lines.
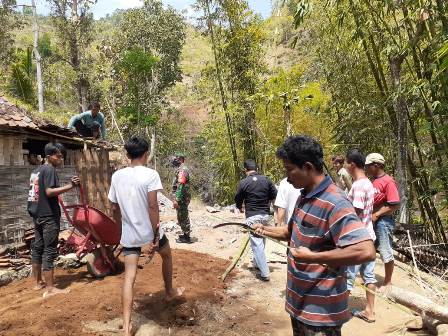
78, 184, 88, 208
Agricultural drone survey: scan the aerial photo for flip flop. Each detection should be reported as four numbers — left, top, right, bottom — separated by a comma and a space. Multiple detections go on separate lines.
352, 310, 375, 323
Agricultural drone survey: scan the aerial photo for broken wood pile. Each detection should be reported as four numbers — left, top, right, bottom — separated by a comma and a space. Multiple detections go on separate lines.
0, 228, 33, 271
394, 224, 448, 277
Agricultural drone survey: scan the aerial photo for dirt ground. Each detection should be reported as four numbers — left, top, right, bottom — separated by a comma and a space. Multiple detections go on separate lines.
0, 200, 446, 335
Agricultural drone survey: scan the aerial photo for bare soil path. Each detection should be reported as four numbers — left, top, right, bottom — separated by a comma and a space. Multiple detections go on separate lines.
0, 200, 445, 335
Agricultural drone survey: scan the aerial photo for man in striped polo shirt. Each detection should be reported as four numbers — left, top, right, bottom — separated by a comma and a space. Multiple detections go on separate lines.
254, 136, 375, 336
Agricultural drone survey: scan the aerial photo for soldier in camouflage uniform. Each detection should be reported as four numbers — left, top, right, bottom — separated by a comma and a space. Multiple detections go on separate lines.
171, 153, 192, 244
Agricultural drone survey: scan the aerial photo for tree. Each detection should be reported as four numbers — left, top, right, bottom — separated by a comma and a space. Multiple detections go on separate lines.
0, 0, 21, 68
47, 0, 96, 111
31, 0, 44, 112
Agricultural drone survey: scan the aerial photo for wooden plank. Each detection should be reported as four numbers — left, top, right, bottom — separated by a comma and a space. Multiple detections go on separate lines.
0, 135, 4, 165
83, 148, 94, 205
5, 137, 13, 165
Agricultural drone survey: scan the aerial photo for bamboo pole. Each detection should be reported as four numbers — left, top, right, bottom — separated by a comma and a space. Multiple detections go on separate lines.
221, 233, 250, 281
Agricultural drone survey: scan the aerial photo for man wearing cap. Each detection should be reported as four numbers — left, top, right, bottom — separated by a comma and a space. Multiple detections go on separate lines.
172, 153, 192, 244
365, 153, 400, 292
235, 159, 277, 281
68, 102, 106, 139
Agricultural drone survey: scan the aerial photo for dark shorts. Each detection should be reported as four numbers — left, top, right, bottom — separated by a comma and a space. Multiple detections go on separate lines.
72, 119, 99, 138
291, 318, 342, 336
122, 235, 169, 256
31, 216, 61, 271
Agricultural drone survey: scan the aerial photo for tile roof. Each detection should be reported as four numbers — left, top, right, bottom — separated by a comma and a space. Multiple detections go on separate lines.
0, 96, 117, 150
0, 96, 40, 129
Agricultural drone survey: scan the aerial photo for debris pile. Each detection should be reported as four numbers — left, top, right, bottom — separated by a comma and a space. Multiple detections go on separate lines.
0, 228, 34, 271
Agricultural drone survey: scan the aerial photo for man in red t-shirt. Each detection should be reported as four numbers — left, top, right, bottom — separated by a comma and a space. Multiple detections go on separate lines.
365, 153, 400, 293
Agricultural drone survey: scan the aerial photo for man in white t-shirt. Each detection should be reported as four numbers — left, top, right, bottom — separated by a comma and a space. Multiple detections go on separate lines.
274, 178, 302, 225
345, 149, 377, 324
108, 136, 184, 336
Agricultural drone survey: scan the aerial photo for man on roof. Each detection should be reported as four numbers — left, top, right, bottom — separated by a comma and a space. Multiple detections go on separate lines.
68, 102, 106, 139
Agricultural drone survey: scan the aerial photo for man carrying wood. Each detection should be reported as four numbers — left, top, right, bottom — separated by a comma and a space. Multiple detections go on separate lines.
365, 153, 400, 293
253, 136, 376, 335
108, 136, 184, 336
235, 159, 277, 281
27, 142, 80, 298
345, 149, 377, 323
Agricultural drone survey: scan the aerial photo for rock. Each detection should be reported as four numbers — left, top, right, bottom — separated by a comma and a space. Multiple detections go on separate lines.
161, 221, 177, 232
83, 313, 164, 335
206, 206, 220, 213
55, 254, 82, 269
0, 266, 31, 287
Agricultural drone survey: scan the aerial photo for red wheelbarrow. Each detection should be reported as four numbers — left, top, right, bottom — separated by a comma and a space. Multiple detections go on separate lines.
58, 186, 122, 278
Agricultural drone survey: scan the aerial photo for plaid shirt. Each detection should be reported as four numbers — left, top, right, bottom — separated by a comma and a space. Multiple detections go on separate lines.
286, 176, 371, 327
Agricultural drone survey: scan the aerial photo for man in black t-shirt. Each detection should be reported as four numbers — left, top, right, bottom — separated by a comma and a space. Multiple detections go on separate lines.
28, 143, 80, 298
235, 159, 277, 281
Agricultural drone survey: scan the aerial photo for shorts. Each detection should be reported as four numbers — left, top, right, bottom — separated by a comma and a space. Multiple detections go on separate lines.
122, 235, 169, 256
346, 260, 377, 291
374, 216, 395, 263
291, 317, 342, 336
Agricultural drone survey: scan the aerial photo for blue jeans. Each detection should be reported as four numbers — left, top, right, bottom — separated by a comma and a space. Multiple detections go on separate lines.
246, 214, 271, 278
346, 261, 377, 291
374, 216, 395, 263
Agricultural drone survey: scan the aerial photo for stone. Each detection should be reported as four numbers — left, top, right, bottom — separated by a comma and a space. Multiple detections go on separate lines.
83, 313, 164, 335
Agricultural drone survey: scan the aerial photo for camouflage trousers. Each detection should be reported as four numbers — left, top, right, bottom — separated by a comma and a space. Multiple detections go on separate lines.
176, 201, 191, 236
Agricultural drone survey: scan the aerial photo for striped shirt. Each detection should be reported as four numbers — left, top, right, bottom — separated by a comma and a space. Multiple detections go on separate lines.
348, 177, 375, 240
286, 176, 371, 327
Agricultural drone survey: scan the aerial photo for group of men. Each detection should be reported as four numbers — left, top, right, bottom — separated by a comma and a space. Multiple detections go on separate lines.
27, 132, 399, 336
235, 136, 399, 335
27, 137, 191, 336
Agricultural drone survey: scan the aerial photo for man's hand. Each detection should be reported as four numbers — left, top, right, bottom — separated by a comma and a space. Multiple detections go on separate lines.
371, 213, 379, 223
290, 246, 314, 262
148, 239, 160, 254
252, 223, 265, 235
173, 200, 179, 209
71, 176, 81, 187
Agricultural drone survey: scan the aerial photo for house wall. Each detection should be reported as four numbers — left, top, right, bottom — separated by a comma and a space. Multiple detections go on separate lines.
0, 133, 114, 245
0, 134, 26, 165
0, 166, 79, 245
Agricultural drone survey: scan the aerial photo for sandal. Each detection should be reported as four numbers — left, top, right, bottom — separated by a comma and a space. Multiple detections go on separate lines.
352, 310, 375, 323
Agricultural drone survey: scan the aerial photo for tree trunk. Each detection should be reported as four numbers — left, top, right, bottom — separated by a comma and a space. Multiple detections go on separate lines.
147, 127, 156, 163
31, 0, 44, 113
70, 0, 87, 112
386, 286, 448, 323
389, 56, 409, 225
203, 0, 239, 179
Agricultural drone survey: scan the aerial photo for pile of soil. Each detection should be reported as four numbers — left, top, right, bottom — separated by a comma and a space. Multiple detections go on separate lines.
0, 249, 229, 335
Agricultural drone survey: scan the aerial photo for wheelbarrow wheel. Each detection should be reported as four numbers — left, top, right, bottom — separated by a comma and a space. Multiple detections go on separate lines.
86, 247, 114, 278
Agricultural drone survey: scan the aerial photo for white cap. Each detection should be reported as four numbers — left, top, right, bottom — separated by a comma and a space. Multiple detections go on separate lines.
365, 153, 385, 165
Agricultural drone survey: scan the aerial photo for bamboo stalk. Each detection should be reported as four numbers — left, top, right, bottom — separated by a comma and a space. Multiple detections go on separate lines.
221, 233, 250, 281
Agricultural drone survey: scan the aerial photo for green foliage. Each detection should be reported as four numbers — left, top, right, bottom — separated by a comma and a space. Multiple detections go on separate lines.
37, 33, 52, 58
9, 47, 34, 102
0, 0, 22, 67
118, 47, 159, 76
